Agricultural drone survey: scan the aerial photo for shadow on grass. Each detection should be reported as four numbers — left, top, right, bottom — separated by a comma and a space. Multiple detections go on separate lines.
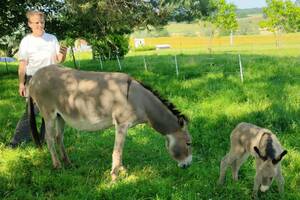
0, 52, 299, 199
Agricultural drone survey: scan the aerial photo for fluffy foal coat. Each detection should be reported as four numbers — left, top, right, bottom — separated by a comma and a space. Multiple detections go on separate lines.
218, 122, 287, 199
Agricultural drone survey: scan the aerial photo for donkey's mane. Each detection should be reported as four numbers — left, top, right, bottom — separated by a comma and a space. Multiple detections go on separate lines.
265, 134, 276, 160
262, 133, 276, 160
137, 81, 188, 125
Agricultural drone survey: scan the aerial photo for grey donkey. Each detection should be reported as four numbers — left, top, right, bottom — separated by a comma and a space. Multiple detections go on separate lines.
218, 122, 287, 199
27, 65, 192, 182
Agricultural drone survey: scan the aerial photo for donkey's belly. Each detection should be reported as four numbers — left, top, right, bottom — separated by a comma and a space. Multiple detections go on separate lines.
62, 115, 113, 131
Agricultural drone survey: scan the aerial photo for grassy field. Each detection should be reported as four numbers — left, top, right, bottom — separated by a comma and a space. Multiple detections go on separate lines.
0, 35, 300, 199
130, 33, 300, 56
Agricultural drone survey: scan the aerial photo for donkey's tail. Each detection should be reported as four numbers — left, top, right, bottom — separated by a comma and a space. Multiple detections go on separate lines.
28, 96, 42, 148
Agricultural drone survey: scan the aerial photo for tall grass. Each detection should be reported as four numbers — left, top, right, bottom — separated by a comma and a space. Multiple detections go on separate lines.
0, 40, 299, 199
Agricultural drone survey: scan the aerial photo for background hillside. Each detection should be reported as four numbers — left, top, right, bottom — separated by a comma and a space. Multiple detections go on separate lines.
132, 8, 265, 38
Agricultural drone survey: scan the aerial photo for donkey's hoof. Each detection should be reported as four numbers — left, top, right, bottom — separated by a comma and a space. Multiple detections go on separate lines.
53, 162, 62, 169
111, 174, 118, 183
217, 179, 224, 185
252, 192, 258, 200
119, 166, 127, 173
63, 158, 72, 166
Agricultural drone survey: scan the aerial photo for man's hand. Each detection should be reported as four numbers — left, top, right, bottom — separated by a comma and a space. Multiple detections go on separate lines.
57, 46, 67, 63
19, 83, 26, 97
59, 46, 67, 55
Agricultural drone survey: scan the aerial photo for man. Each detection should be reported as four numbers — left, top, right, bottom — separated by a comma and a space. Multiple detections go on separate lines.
9, 10, 67, 148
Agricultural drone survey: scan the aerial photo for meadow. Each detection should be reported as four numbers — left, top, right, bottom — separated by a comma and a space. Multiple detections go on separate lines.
0, 33, 300, 199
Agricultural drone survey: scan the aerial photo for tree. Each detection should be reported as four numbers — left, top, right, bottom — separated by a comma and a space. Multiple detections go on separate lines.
260, 0, 300, 47
0, 0, 213, 59
0, 0, 65, 57
206, 0, 238, 48
62, 0, 191, 58
170, 0, 211, 22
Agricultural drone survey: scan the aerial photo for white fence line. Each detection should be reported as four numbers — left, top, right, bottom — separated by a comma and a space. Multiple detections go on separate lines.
96, 53, 247, 82
68, 52, 299, 83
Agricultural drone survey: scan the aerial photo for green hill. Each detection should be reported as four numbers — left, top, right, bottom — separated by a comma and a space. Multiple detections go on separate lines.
236, 8, 263, 18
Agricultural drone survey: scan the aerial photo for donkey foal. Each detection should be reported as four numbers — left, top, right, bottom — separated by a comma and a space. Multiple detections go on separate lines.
218, 122, 287, 199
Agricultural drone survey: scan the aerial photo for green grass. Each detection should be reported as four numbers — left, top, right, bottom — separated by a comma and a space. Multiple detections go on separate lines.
0, 45, 299, 199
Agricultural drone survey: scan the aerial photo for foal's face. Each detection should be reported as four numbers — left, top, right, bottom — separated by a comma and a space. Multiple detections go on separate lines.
258, 161, 277, 192
165, 130, 192, 168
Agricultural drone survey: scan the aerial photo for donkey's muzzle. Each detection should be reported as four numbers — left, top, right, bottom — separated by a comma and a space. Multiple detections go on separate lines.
179, 163, 190, 169
178, 155, 192, 169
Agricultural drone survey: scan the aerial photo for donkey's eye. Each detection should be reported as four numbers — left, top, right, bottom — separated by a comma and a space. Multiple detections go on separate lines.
186, 143, 191, 146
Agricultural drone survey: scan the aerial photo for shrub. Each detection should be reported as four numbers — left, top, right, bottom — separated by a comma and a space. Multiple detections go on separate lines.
133, 45, 156, 52
90, 34, 129, 60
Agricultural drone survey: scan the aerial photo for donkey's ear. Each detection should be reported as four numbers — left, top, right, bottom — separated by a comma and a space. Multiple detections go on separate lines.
254, 146, 267, 160
254, 146, 260, 155
272, 150, 288, 165
178, 117, 186, 128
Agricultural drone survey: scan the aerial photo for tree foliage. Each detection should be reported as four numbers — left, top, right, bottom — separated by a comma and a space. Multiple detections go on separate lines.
208, 0, 238, 33
171, 0, 211, 22
261, 0, 300, 33
0, 0, 213, 58
0, 0, 65, 57
62, 0, 210, 58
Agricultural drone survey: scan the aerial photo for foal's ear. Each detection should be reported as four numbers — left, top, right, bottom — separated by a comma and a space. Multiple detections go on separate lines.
254, 146, 267, 161
272, 150, 288, 165
254, 146, 260, 155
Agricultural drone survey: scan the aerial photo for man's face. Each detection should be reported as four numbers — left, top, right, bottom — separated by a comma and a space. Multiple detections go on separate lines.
28, 14, 45, 36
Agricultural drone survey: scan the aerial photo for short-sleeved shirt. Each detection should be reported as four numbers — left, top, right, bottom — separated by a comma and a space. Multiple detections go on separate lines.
18, 32, 60, 75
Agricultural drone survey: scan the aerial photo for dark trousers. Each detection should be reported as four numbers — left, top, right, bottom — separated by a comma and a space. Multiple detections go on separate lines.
9, 75, 45, 147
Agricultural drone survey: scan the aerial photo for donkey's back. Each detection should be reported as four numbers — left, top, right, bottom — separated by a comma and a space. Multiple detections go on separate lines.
29, 65, 137, 131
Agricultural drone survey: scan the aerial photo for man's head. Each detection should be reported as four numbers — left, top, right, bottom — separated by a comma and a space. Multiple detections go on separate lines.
26, 11, 45, 36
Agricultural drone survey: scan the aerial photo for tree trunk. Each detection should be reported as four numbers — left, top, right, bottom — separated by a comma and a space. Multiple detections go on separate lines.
274, 31, 280, 48
208, 30, 215, 55
230, 30, 233, 46
70, 46, 78, 69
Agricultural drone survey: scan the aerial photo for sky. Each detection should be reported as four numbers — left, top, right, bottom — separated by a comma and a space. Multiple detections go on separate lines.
227, 0, 267, 9
227, 0, 297, 9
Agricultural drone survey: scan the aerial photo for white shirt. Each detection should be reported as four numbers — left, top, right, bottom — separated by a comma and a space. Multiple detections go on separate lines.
18, 33, 60, 75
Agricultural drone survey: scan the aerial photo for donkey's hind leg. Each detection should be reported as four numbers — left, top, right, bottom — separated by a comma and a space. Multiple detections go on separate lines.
111, 123, 129, 182
232, 152, 248, 181
45, 117, 61, 169
218, 152, 237, 185
218, 146, 246, 185
55, 115, 71, 166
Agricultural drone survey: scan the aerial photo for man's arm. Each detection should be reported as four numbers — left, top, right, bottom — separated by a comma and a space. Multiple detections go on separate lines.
18, 60, 27, 97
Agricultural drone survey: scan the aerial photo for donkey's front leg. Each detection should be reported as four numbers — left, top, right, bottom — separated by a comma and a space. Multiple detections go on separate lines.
252, 173, 261, 200
45, 118, 61, 169
276, 166, 285, 194
56, 115, 71, 166
111, 123, 128, 182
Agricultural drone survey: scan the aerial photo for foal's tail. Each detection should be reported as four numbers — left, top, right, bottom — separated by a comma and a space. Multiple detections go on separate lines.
28, 96, 42, 148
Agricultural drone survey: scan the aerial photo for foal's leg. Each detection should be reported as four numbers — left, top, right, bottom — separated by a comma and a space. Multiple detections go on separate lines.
232, 152, 248, 181
111, 123, 128, 182
45, 117, 61, 169
253, 158, 262, 200
275, 165, 284, 193
55, 115, 71, 166
218, 152, 236, 184
218, 145, 245, 185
